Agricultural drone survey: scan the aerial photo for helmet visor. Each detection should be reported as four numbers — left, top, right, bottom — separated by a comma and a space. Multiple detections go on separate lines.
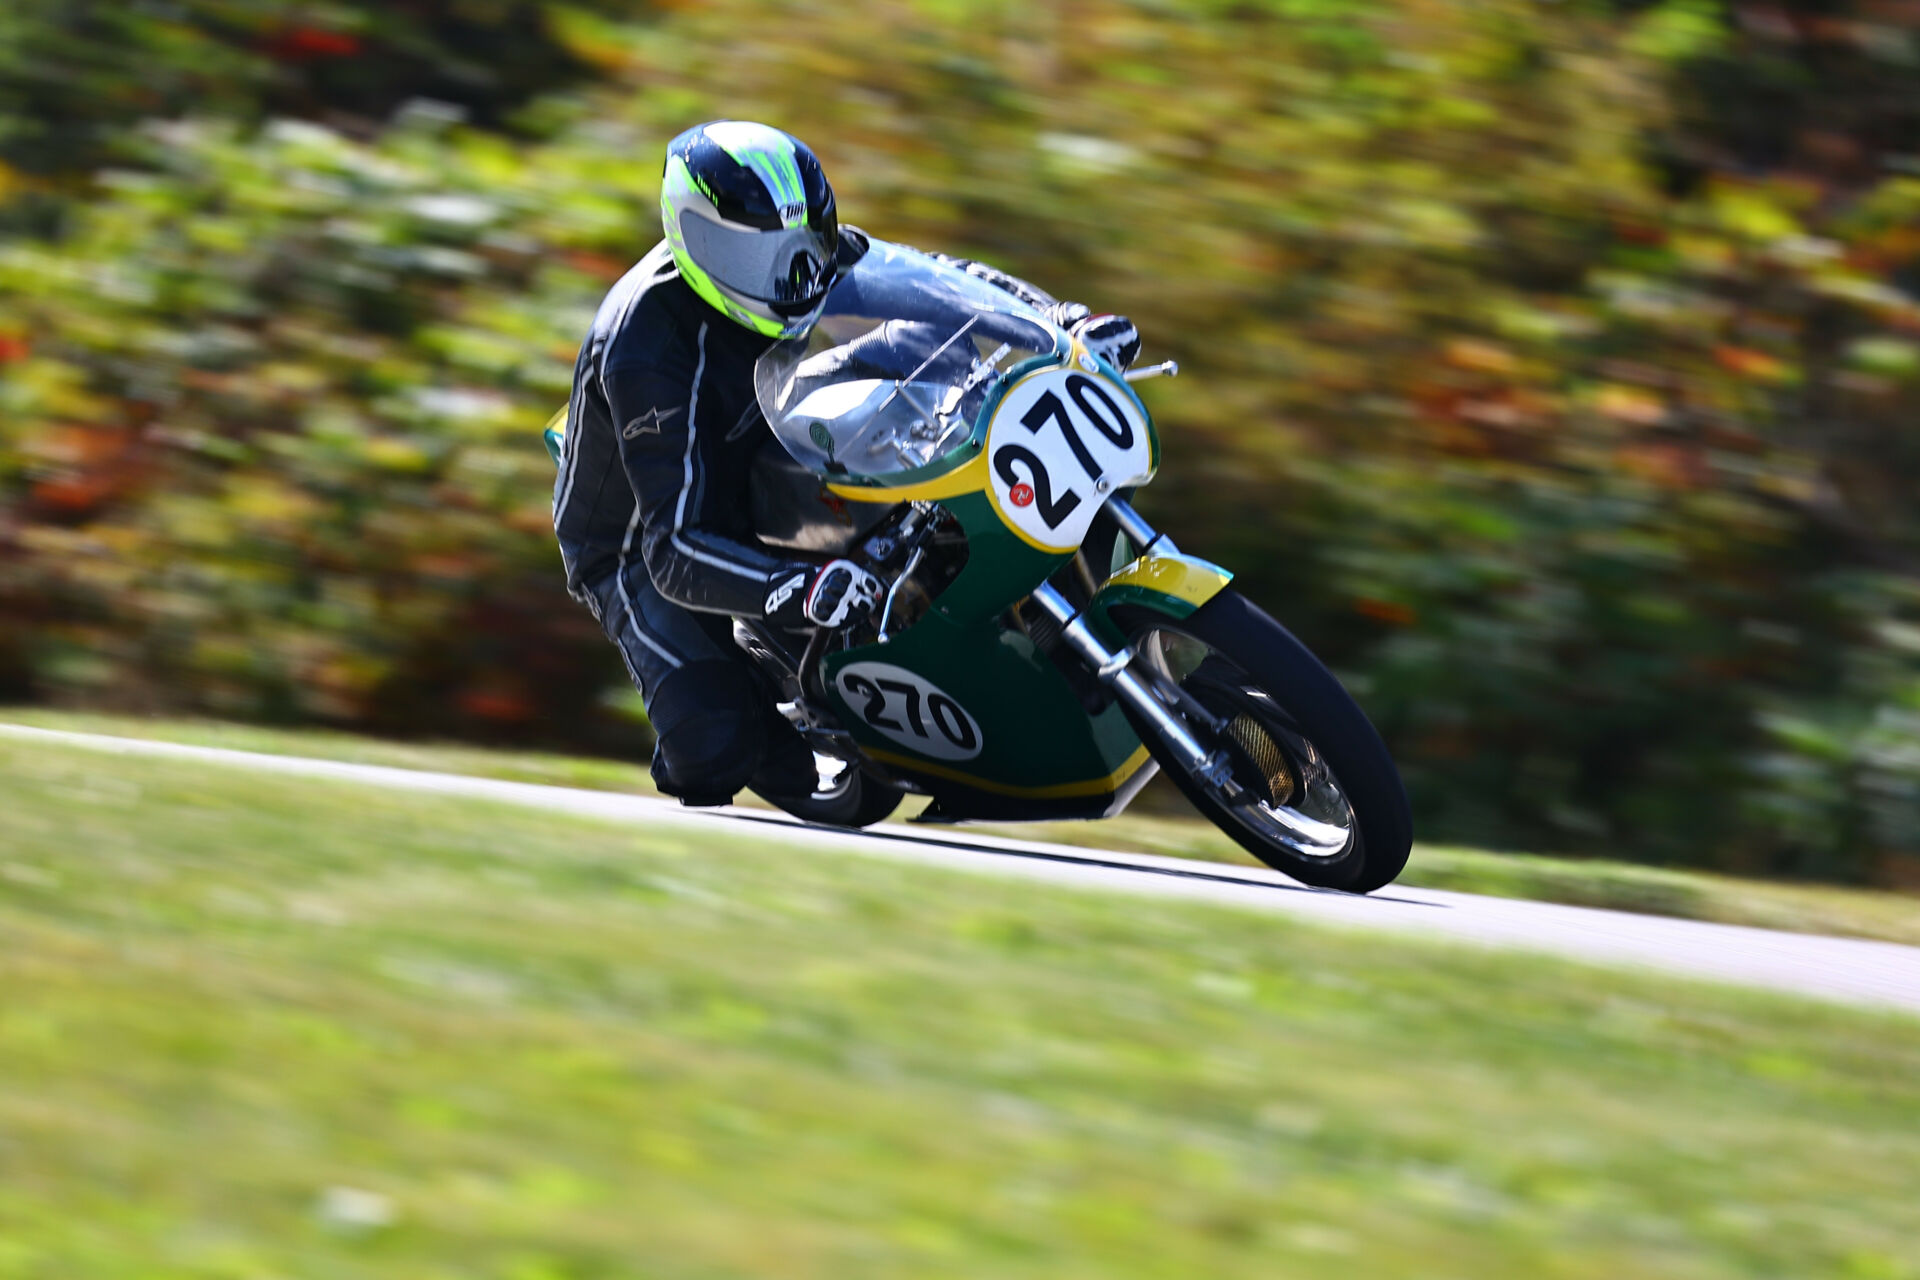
679, 211, 837, 313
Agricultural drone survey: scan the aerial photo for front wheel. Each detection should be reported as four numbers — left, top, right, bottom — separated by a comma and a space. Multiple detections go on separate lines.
1115, 591, 1411, 893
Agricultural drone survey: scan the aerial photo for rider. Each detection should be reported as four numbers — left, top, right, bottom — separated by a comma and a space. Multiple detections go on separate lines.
553, 120, 1141, 807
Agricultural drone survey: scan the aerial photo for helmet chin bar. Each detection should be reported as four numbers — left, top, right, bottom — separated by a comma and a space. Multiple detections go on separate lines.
696, 269, 827, 339
777, 248, 828, 305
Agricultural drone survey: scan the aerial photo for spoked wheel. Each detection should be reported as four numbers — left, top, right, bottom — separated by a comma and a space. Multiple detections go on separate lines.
752, 752, 906, 829
1116, 591, 1412, 892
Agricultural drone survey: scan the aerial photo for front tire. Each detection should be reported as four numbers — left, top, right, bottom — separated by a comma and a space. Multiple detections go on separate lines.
1116, 591, 1412, 893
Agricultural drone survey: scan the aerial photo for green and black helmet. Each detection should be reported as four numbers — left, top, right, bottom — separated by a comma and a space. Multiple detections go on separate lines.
660, 121, 839, 339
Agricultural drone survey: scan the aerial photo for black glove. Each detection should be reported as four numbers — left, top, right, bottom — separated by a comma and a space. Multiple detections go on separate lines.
1050, 302, 1141, 370
765, 559, 885, 629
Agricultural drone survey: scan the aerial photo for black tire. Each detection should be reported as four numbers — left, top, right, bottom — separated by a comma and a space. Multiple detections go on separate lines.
753, 762, 906, 829
1115, 590, 1412, 892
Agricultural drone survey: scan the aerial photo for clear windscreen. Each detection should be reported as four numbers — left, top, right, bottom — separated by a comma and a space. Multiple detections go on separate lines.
755, 239, 1064, 477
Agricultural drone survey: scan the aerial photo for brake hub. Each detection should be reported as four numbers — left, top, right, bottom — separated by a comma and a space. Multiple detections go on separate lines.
1226, 714, 1296, 807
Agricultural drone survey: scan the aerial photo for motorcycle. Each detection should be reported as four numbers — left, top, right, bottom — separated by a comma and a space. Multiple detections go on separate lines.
546, 239, 1411, 893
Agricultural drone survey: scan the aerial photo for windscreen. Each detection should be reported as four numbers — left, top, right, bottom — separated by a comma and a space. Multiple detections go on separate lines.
755, 239, 1063, 478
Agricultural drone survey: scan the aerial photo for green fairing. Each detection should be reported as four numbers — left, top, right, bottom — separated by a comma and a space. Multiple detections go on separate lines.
927, 491, 1067, 622
814, 364, 1190, 812
822, 612, 1146, 809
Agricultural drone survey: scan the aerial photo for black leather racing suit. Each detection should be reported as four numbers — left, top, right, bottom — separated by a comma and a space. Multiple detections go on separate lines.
553, 228, 1061, 802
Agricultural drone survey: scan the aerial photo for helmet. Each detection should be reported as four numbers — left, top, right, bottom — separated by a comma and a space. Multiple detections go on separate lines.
660, 121, 839, 339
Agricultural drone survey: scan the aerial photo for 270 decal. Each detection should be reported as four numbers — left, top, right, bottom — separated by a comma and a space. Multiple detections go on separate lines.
833, 662, 983, 761
985, 368, 1153, 551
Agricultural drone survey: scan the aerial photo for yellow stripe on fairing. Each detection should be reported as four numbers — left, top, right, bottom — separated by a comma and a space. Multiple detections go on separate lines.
866, 743, 1152, 799
824, 449, 990, 505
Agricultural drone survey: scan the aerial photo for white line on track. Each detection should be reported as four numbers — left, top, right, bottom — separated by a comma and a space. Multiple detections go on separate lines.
6, 723, 1919, 1017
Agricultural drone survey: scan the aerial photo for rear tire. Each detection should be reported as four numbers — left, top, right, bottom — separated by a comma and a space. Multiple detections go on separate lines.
753, 759, 906, 829
1116, 591, 1412, 893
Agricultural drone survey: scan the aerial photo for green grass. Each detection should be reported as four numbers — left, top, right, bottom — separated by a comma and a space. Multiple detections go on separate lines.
8, 707, 1920, 948
3, 735, 1920, 1278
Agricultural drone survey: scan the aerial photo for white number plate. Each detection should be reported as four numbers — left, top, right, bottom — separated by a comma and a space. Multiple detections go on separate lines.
834, 662, 983, 761
984, 366, 1153, 552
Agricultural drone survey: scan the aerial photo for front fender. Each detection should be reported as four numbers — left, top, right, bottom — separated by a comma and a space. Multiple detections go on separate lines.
1085, 548, 1234, 641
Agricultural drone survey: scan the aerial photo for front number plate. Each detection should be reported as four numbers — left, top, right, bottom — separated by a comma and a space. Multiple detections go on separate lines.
984, 366, 1153, 553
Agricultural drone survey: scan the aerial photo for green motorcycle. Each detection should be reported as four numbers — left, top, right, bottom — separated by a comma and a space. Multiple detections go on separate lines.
548, 240, 1412, 893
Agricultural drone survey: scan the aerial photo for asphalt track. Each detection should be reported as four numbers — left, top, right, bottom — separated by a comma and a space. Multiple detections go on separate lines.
7, 722, 1919, 1017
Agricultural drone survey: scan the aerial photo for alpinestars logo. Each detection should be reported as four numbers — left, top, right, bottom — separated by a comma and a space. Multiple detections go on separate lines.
764, 570, 808, 617
622, 406, 683, 439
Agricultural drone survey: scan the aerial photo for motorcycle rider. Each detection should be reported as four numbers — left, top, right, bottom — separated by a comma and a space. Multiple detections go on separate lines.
553, 120, 1140, 807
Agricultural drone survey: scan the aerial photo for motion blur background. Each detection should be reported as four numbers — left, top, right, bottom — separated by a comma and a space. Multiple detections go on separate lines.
2, 0, 1917, 885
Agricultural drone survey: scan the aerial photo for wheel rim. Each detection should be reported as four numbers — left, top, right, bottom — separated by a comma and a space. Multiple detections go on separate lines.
809, 752, 856, 802
1136, 628, 1358, 862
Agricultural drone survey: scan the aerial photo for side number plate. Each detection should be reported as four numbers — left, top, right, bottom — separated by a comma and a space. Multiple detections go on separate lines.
834, 662, 983, 761
985, 367, 1153, 552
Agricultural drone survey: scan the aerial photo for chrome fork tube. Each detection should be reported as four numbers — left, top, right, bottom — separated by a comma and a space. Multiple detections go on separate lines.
1027, 581, 1232, 789
1104, 496, 1176, 556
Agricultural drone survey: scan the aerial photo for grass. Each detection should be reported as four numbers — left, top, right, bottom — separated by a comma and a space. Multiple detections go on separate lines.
3, 735, 1920, 1278
9, 708, 1920, 948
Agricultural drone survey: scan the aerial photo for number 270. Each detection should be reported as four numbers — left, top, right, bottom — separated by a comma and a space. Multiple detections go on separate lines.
992, 374, 1136, 529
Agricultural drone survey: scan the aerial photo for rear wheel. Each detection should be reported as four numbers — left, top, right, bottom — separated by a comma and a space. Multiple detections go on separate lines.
753, 754, 906, 829
1116, 591, 1411, 892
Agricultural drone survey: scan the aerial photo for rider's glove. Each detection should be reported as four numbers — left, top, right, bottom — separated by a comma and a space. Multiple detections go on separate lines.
1051, 302, 1141, 370
765, 559, 884, 629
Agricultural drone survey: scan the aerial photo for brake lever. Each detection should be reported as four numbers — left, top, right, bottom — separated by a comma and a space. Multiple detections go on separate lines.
1124, 359, 1179, 383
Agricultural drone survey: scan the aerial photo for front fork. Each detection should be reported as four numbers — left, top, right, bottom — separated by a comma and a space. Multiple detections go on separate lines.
1029, 499, 1241, 797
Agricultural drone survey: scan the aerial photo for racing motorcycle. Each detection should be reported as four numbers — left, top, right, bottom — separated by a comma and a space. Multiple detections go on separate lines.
546, 240, 1411, 892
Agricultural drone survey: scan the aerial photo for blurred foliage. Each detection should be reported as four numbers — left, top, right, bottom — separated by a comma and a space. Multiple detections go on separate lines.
0, 0, 646, 182
2, 0, 1918, 881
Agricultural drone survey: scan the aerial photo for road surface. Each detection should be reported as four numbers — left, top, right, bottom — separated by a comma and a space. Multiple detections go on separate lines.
6, 722, 1918, 1016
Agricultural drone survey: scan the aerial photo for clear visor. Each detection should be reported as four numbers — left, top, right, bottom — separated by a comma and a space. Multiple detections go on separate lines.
679, 210, 835, 310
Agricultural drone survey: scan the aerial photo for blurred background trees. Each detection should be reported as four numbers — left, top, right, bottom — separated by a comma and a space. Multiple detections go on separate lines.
2, 0, 1917, 883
